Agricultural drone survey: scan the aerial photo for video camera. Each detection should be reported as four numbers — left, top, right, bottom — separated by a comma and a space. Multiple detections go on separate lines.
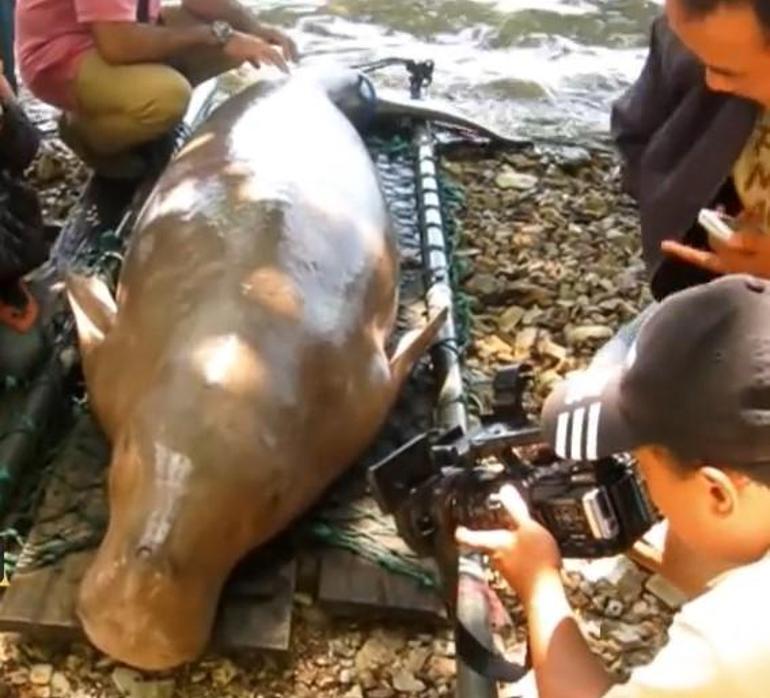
368, 364, 658, 562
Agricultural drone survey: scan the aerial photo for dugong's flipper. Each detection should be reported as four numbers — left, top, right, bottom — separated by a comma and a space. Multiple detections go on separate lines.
388, 306, 448, 386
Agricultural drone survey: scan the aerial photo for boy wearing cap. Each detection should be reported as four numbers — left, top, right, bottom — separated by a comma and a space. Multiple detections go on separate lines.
457, 274, 770, 698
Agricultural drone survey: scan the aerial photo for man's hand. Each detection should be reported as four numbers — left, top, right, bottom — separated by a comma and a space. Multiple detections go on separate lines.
458, 485, 613, 698
661, 212, 770, 278
224, 31, 290, 72
180, 0, 299, 64
455, 485, 561, 600
251, 24, 299, 63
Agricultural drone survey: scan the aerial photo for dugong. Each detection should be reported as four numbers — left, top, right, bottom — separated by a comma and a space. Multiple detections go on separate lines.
66, 71, 446, 670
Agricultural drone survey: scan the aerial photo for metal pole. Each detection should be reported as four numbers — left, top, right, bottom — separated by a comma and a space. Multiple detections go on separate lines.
415, 125, 467, 433
414, 123, 498, 698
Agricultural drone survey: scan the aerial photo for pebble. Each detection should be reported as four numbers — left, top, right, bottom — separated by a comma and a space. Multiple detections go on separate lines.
355, 632, 402, 675
498, 305, 526, 333
645, 574, 688, 610
514, 327, 539, 354
630, 599, 650, 618
30, 664, 53, 685
604, 599, 625, 619
426, 656, 456, 679
495, 168, 538, 191
392, 668, 426, 693
605, 622, 647, 650
432, 639, 455, 658
467, 272, 502, 298
405, 646, 431, 674
9, 668, 30, 685
368, 689, 395, 698
565, 324, 614, 345
51, 672, 72, 697
212, 659, 239, 686
112, 667, 141, 695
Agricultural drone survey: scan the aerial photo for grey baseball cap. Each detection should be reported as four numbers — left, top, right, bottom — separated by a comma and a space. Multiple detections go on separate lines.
541, 274, 770, 465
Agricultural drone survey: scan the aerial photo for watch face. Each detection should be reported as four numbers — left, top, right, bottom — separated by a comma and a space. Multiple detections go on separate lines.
212, 21, 232, 44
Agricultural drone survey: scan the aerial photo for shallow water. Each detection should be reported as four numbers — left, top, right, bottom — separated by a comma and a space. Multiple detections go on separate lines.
250, 0, 663, 145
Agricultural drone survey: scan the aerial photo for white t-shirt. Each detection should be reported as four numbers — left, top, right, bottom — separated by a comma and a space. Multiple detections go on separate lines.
604, 555, 770, 697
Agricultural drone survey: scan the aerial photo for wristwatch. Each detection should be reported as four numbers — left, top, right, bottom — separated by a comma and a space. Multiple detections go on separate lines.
210, 20, 235, 46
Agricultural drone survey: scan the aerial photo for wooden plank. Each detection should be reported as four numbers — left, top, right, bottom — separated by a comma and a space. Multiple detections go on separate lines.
0, 551, 93, 640
318, 548, 445, 622
215, 558, 296, 652
0, 554, 297, 652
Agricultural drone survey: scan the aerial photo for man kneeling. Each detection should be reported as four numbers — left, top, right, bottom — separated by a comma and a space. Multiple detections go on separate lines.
16, 0, 298, 178
459, 274, 770, 697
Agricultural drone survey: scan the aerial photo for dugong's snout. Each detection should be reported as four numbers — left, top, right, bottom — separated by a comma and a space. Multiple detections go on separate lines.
77, 544, 214, 671
76, 423, 256, 671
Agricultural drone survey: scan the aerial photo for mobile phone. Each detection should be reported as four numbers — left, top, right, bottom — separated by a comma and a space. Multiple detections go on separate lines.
698, 208, 738, 242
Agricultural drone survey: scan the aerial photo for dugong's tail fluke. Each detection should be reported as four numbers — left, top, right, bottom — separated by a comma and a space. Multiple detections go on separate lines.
388, 306, 448, 386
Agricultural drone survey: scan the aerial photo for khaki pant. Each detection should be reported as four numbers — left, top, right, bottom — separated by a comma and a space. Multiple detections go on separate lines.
67, 8, 238, 156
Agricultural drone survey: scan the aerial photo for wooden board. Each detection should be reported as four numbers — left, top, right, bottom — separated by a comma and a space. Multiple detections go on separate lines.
318, 548, 445, 622
216, 554, 296, 653
0, 551, 94, 640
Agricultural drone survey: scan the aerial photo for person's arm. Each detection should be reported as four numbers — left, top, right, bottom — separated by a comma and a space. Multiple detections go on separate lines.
610, 16, 673, 201
90, 21, 289, 71
524, 570, 615, 698
456, 486, 615, 698
90, 21, 217, 65
181, 0, 298, 61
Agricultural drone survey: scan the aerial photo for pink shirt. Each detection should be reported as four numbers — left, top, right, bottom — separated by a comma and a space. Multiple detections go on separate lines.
15, 0, 161, 109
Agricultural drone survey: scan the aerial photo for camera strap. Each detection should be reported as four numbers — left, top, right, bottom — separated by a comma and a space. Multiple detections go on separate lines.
454, 555, 530, 686
455, 620, 529, 684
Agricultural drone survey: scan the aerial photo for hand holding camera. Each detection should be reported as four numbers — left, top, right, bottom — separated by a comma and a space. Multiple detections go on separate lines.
456, 485, 562, 598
